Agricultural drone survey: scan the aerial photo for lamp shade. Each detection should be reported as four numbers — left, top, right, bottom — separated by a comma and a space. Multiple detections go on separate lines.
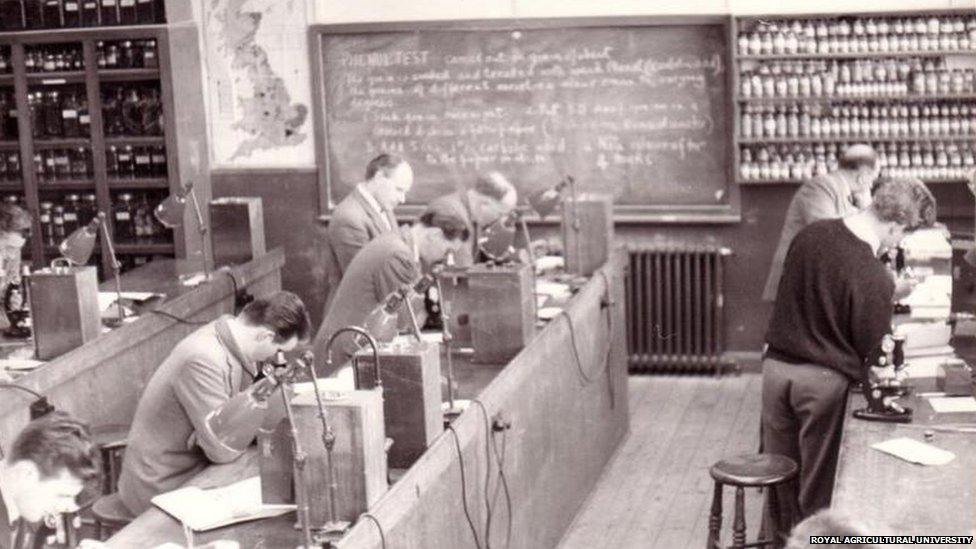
154, 182, 193, 229
58, 213, 104, 265
479, 214, 517, 261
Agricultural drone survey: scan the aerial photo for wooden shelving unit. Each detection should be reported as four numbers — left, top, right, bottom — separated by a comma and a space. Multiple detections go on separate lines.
732, 10, 976, 186
0, 25, 183, 275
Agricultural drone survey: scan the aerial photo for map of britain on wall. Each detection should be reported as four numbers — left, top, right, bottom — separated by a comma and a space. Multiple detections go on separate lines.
204, 0, 314, 167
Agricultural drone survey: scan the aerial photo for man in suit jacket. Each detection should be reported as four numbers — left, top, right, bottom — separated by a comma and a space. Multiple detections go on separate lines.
118, 292, 310, 515
426, 171, 517, 267
322, 154, 414, 313
762, 144, 880, 302
0, 412, 99, 549
313, 203, 470, 376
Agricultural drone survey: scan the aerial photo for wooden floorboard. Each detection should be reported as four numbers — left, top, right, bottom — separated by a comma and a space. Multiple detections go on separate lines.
559, 374, 763, 549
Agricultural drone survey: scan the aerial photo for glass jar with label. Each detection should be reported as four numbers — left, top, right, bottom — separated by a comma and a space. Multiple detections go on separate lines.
63, 193, 80, 234
39, 202, 53, 245
113, 193, 134, 241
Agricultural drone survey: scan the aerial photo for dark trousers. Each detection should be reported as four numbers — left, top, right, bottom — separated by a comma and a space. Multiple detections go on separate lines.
761, 357, 849, 546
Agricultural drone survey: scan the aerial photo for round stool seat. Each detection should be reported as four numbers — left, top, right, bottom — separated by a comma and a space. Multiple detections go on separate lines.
709, 453, 797, 487
91, 493, 134, 527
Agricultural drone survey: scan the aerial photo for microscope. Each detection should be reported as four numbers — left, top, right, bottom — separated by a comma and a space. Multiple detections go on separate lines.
853, 333, 913, 423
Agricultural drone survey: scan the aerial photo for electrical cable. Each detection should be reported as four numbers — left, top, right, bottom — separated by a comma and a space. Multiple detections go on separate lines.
148, 309, 207, 325
471, 399, 494, 549
358, 513, 388, 549
560, 270, 614, 385
0, 383, 46, 401
490, 429, 513, 549
446, 424, 484, 549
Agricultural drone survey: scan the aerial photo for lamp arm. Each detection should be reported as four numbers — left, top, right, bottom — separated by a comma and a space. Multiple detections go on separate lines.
100, 221, 125, 324
323, 326, 382, 389
278, 381, 314, 549
187, 188, 211, 279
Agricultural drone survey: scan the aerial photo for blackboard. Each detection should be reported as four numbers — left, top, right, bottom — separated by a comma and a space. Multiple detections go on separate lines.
310, 18, 738, 222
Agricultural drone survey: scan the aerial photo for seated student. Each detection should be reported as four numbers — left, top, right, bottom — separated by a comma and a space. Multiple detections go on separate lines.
426, 171, 517, 266
0, 412, 99, 549
312, 202, 470, 376
117, 291, 311, 515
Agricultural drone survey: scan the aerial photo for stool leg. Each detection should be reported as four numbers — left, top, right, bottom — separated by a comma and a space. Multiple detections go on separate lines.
766, 484, 782, 549
95, 520, 103, 541
707, 481, 723, 549
732, 486, 746, 549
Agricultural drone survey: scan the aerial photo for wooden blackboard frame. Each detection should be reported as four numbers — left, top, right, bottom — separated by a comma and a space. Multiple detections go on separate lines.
309, 16, 741, 224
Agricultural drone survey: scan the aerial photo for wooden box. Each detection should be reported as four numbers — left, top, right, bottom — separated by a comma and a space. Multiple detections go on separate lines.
29, 266, 101, 360
468, 262, 536, 363
209, 197, 266, 269
353, 340, 442, 468
291, 387, 387, 525
437, 268, 472, 347
562, 193, 613, 276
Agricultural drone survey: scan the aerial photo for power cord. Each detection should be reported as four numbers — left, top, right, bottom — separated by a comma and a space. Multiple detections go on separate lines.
221, 268, 253, 314
148, 309, 208, 325
446, 424, 484, 549
471, 399, 494, 549
490, 428, 513, 549
358, 513, 388, 549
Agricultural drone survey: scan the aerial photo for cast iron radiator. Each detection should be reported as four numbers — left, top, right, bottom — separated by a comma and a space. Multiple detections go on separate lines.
625, 244, 733, 374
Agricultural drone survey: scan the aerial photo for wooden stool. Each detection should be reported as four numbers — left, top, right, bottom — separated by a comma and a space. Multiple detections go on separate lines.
90, 424, 129, 495
91, 493, 134, 540
707, 453, 797, 549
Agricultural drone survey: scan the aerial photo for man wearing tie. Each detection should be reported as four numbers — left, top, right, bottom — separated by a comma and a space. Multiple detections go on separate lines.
322, 154, 414, 313
426, 171, 517, 267
0, 412, 99, 549
762, 144, 880, 303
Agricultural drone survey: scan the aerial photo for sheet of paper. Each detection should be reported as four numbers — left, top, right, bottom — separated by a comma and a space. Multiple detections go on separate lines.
535, 281, 571, 299
928, 396, 976, 414
871, 437, 955, 466
534, 256, 564, 273
151, 476, 294, 532
97, 292, 162, 311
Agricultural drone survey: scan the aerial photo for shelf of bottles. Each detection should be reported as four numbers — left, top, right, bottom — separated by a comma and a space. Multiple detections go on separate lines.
0, 0, 165, 31
734, 12, 976, 186
0, 26, 176, 275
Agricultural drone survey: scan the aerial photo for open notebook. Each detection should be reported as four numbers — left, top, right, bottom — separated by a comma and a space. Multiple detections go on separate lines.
151, 476, 294, 531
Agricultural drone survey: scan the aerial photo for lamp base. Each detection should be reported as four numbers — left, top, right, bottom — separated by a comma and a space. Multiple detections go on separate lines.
442, 399, 470, 424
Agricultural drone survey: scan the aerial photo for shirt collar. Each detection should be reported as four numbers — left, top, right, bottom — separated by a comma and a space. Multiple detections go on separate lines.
214, 315, 256, 379
843, 216, 881, 256
356, 184, 386, 218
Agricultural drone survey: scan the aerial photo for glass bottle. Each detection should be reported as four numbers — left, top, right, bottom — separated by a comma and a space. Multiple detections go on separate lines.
61, 92, 80, 137
53, 147, 69, 179
105, 144, 119, 177
5, 152, 18, 181
121, 87, 142, 135
142, 39, 158, 69
118, 40, 132, 69
113, 192, 134, 240
52, 204, 65, 240
150, 145, 166, 176
69, 146, 88, 177
62, 0, 79, 26
142, 88, 162, 135
39, 201, 53, 244
117, 0, 134, 24
41, 0, 62, 28
79, 192, 96, 226
99, 0, 117, 25
63, 193, 79, 234
79, 0, 97, 25
42, 91, 62, 137
117, 144, 134, 177
133, 145, 150, 177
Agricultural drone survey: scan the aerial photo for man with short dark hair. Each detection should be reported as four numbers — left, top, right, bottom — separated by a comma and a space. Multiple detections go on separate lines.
761, 177, 937, 545
118, 291, 311, 515
426, 171, 517, 267
321, 154, 414, 313
0, 412, 99, 549
313, 204, 470, 375
763, 144, 880, 302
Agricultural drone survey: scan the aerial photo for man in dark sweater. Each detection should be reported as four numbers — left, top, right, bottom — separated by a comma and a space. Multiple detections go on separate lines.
762, 177, 937, 545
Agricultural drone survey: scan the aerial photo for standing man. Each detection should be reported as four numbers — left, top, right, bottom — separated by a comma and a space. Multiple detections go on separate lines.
322, 154, 414, 313
0, 412, 99, 549
761, 177, 936, 545
427, 171, 517, 267
118, 291, 311, 515
313, 203, 470, 376
763, 144, 880, 302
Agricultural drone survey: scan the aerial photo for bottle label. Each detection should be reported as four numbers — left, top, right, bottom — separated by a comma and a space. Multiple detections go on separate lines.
151, 154, 165, 163
65, 2, 79, 10
79, 114, 90, 124
64, 213, 77, 221
103, 0, 116, 5
115, 212, 130, 220
62, 109, 78, 119
135, 155, 149, 164
40, 214, 49, 222
121, 0, 134, 5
